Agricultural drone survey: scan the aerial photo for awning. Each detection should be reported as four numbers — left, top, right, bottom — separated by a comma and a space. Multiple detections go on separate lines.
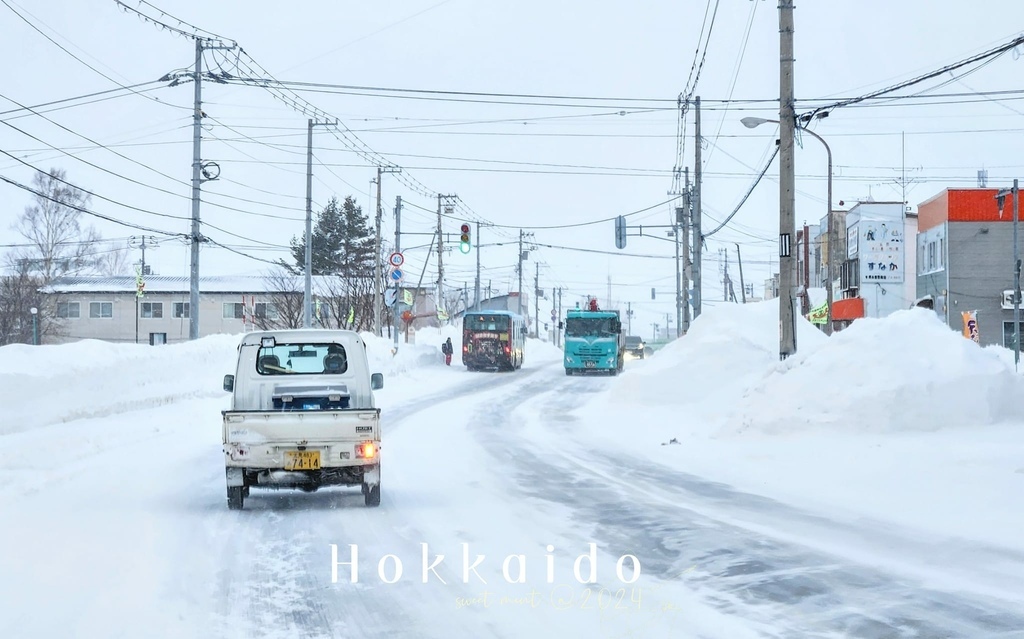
832, 297, 865, 321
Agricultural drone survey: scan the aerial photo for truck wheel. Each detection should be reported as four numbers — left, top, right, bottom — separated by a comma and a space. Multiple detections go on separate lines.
565, 368, 573, 376
227, 486, 244, 510
364, 484, 381, 507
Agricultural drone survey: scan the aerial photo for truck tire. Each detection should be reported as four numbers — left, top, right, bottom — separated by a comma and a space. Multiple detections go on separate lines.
227, 486, 244, 510
364, 484, 381, 507
565, 368, 573, 376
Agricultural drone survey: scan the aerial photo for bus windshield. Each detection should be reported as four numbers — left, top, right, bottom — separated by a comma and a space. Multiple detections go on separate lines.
565, 317, 616, 337
465, 315, 509, 332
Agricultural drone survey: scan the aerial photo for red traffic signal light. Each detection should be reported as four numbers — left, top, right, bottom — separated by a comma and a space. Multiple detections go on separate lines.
460, 223, 470, 234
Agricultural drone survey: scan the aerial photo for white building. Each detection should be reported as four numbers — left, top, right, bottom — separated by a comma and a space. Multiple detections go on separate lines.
833, 202, 918, 325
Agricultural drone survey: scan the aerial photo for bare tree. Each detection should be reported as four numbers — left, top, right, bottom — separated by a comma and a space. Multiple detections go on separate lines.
13, 168, 100, 283
96, 242, 131, 276
255, 267, 304, 330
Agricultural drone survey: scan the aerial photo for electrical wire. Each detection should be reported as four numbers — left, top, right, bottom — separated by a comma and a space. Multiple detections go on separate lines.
0, 173, 186, 237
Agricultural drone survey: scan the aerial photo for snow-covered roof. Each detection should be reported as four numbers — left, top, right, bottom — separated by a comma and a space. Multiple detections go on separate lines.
39, 275, 381, 295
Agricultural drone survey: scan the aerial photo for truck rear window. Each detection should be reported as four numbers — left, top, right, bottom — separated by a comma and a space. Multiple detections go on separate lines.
256, 343, 348, 375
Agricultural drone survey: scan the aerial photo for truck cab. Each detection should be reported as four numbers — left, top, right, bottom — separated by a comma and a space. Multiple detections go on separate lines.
220, 329, 384, 510
562, 302, 625, 375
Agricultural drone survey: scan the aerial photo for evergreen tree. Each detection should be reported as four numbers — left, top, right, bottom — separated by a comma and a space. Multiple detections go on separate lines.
287, 196, 375, 276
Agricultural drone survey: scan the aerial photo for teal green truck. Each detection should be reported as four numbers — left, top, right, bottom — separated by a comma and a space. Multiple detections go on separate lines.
562, 302, 625, 376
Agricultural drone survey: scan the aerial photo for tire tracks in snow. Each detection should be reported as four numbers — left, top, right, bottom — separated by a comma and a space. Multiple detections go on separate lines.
464, 371, 1024, 639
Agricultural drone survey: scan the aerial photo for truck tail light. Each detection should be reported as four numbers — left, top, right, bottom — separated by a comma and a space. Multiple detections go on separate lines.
356, 442, 377, 459
504, 345, 511, 355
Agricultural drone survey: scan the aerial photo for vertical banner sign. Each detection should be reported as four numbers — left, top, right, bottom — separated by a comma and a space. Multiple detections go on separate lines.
962, 310, 980, 343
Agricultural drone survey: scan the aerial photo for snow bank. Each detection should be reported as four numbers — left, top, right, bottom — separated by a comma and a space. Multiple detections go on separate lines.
0, 334, 241, 435
730, 308, 1024, 434
604, 298, 827, 423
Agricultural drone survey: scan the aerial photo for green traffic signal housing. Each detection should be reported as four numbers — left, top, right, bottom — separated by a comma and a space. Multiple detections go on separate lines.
459, 223, 471, 253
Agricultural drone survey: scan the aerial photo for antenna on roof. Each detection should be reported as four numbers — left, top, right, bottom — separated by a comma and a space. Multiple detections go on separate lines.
978, 169, 989, 188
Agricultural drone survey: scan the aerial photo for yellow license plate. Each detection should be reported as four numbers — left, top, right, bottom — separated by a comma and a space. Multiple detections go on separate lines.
284, 450, 321, 470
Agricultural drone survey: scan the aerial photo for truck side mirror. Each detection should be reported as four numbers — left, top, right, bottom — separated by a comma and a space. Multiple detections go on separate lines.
371, 373, 384, 390
558, 321, 564, 330
223, 374, 234, 392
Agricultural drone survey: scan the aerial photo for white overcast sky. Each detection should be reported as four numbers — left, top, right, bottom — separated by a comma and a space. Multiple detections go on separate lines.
3, 0, 1024, 336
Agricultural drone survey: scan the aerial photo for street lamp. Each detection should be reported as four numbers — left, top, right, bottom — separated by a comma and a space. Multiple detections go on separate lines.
29, 306, 38, 346
742, 115, 834, 335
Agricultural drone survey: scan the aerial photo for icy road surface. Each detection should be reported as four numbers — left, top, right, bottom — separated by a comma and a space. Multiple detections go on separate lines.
2, 355, 1023, 638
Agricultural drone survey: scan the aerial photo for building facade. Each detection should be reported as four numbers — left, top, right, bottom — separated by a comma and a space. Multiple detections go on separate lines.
915, 187, 1024, 348
39, 275, 439, 345
833, 201, 918, 327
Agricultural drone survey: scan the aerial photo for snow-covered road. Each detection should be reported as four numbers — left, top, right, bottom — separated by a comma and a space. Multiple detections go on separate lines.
3, 332, 1023, 638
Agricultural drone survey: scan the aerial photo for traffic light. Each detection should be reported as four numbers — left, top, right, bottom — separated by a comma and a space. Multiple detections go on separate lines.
459, 223, 471, 254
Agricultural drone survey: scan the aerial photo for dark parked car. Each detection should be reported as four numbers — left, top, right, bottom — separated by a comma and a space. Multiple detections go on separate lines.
624, 335, 645, 359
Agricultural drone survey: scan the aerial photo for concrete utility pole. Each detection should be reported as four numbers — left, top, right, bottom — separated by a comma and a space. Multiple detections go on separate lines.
1016, 179, 1020, 371
373, 166, 401, 336
184, 37, 235, 340
304, 120, 314, 328
557, 287, 563, 348
779, 0, 798, 359
517, 229, 524, 315
693, 96, 703, 319
627, 301, 632, 335
801, 222, 811, 316
187, 38, 203, 341
475, 224, 482, 311
393, 195, 402, 353
682, 167, 691, 334
722, 248, 730, 301
129, 235, 156, 345
302, 118, 336, 329
534, 262, 540, 338
437, 194, 444, 319
736, 243, 747, 303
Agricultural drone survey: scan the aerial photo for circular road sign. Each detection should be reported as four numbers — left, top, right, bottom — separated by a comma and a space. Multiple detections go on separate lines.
389, 268, 404, 283
388, 252, 404, 268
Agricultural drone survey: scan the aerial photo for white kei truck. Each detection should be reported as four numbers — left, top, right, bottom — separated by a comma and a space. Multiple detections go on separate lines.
221, 329, 384, 510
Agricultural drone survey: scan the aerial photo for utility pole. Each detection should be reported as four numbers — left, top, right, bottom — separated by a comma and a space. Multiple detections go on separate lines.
682, 167, 691, 334
779, 0, 798, 359
517, 229, 524, 315
722, 248, 730, 301
693, 96, 703, 319
736, 243, 747, 303
627, 302, 632, 335
304, 120, 313, 328
187, 38, 203, 341
534, 262, 540, 338
1015, 179, 1020, 371
801, 222, 811, 316
373, 166, 401, 336
393, 195, 402, 353
666, 313, 672, 338
475, 224, 482, 311
302, 118, 336, 329
652, 323, 659, 341
128, 235, 155, 345
184, 37, 234, 341
557, 287, 563, 348
437, 194, 445, 320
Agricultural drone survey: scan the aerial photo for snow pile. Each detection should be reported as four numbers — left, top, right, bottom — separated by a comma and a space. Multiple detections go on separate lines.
730, 307, 1024, 434
607, 298, 827, 420
0, 334, 241, 436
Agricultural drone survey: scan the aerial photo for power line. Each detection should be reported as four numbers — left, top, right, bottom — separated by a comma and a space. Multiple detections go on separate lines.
0, 173, 186, 238
2, 0, 189, 113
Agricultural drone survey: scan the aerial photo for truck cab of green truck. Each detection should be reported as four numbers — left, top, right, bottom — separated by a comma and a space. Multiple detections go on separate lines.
562, 299, 625, 376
